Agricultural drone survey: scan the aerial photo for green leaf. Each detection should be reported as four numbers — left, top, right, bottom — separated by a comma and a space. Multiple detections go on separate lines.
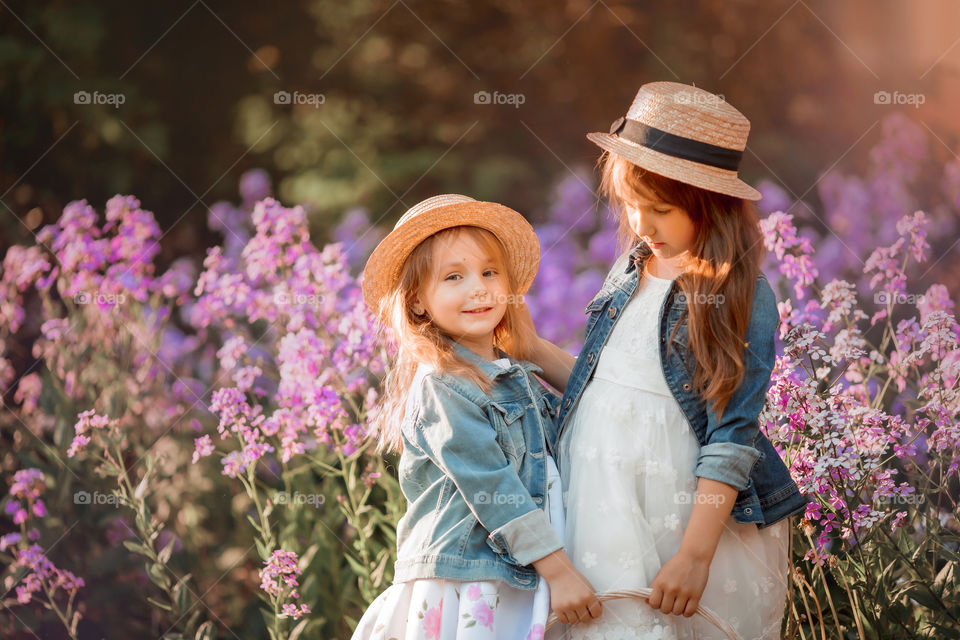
158, 536, 176, 564
123, 540, 151, 556
288, 618, 309, 640
147, 562, 171, 590
147, 596, 173, 612
933, 560, 956, 598
195, 621, 216, 640
902, 581, 940, 610
255, 538, 271, 560
173, 578, 191, 613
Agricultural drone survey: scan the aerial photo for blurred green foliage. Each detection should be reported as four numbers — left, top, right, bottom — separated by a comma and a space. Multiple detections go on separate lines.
3, 0, 889, 255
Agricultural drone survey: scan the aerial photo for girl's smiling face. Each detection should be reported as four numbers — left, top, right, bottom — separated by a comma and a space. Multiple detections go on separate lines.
414, 230, 509, 359
620, 180, 698, 261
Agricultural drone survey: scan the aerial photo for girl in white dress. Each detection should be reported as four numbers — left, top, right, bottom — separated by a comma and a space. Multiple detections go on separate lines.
353, 195, 603, 639
527, 83, 804, 639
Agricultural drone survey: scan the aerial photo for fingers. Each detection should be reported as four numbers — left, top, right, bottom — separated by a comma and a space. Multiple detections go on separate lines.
556, 596, 603, 626
556, 608, 579, 625
671, 596, 687, 616
586, 598, 603, 620
658, 593, 676, 615
649, 586, 695, 616
646, 586, 662, 610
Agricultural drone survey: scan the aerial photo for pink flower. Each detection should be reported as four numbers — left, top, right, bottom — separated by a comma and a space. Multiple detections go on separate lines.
220, 451, 245, 478
466, 583, 482, 601
259, 549, 303, 597
192, 434, 215, 464
281, 603, 311, 619
472, 600, 494, 629
67, 410, 113, 457
67, 434, 91, 458
422, 599, 443, 639
527, 623, 545, 640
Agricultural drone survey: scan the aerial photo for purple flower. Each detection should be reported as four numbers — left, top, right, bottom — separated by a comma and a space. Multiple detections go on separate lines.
221, 451, 246, 478
239, 169, 272, 206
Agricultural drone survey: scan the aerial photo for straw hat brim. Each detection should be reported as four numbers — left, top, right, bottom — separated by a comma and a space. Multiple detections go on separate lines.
587, 131, 762, 201
361, 201, 540, 319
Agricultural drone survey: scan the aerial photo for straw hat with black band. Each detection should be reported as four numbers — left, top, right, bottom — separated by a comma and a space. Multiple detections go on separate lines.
361, 194, 540, 320
587, 81, 762, 201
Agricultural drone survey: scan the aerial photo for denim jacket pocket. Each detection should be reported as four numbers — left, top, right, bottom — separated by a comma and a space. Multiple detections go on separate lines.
584, 288, 615, 336
489, 400, 527, 466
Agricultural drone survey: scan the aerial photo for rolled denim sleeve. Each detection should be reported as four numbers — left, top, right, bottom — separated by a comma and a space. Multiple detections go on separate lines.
695, 277, 779, 491
411, 375, 562, 567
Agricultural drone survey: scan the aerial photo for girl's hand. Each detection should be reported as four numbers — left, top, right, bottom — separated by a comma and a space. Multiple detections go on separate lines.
646, 552, 710, 617
533, 550, 603, 625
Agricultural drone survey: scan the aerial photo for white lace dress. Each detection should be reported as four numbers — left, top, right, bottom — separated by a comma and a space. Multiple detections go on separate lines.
351, 357, 566, 640
557, 271, 790, 640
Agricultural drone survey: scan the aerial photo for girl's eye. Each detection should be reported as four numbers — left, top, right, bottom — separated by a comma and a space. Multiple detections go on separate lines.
483, 269, 498, 277
654, 207, 671, 214
444, 273, 461, 281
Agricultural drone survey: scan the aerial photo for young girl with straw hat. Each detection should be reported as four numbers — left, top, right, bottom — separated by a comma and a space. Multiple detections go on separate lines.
528, 82, 809, 639
352, 195, 602, 639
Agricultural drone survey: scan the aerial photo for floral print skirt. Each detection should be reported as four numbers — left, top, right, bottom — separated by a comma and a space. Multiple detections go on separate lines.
351, 455, 565, 640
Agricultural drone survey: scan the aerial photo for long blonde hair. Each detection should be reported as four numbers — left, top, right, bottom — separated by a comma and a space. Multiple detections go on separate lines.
599, 152, 767, 419
370, 226, 539, 454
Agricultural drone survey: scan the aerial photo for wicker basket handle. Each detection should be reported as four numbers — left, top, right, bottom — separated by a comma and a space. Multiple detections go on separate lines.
544, 587, 744, 640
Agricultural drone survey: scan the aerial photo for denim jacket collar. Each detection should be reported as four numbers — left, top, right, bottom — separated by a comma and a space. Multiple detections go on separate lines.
624, 243, 649, 274
447, 338, 545, 380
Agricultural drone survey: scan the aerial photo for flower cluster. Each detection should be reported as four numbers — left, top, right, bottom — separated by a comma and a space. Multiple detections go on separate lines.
260, 549, 311, 620
5, 468, 48, 525
2, 468, 85, 626
65, 409, 114, 457
759, 206, 960, 570
10, 544, 86, 606
191, 196, 389, 477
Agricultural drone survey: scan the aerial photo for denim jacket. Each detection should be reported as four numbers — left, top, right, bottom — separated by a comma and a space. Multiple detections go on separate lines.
393, 340, 564, 590
557, 245, 810, 528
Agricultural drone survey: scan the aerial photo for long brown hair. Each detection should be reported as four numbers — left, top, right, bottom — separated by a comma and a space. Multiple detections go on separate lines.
599, 152, 767, 419
370, 226, 539, 454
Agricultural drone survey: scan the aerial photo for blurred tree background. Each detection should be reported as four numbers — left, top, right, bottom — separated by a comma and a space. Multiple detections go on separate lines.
4, 2, 960, 637
5, 0, 959, 264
